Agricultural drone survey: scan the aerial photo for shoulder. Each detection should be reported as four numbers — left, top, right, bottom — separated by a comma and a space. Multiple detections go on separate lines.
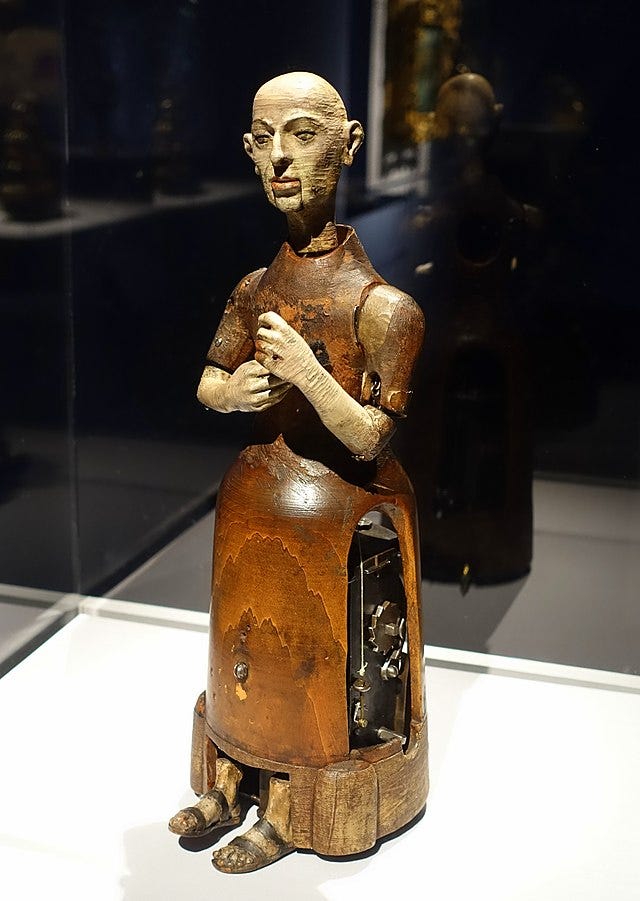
229, 267, 267, 304
357, 284, 425, 417
362, 282, 424, 322
206, 269, 266, 370
358, 283, 425, 353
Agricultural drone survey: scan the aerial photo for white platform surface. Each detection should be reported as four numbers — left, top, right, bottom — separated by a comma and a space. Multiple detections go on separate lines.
1, 603, 639, 901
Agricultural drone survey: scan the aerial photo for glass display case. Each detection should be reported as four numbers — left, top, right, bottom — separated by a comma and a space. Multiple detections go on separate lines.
2, 0, 636, 675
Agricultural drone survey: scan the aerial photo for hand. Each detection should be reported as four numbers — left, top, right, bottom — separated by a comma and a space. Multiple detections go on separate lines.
225, 359, 291, 412
255, 312, 318, 386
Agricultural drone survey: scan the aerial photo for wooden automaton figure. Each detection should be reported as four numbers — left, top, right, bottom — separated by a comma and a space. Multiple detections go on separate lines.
169, 72, 428, 874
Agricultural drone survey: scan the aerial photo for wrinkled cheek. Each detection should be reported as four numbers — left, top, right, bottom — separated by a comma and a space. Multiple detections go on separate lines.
260, 174, 275, 204
310, 176, 329, 197
321, 144, 342, 171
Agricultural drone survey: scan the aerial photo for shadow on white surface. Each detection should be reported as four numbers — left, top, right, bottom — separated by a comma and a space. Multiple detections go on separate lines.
120, 818, 378, 901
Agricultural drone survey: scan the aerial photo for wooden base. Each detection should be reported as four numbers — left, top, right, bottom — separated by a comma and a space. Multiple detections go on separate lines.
190, 691, 216, 795
188, 691, 428, 856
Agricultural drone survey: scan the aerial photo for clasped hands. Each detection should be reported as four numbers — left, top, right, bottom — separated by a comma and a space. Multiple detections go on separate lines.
225, 312, 319, 412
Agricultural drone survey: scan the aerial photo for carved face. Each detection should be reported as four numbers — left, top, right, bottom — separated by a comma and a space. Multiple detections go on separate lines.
244, 73, 363, 215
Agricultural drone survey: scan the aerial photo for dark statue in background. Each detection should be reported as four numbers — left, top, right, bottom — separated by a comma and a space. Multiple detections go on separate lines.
405, 72, 534, 593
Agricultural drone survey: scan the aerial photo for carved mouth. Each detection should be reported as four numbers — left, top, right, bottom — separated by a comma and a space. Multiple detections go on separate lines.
271, 178, 301, 197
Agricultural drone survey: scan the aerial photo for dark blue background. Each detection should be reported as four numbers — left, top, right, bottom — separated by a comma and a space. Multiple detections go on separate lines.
0, 0, 636, 594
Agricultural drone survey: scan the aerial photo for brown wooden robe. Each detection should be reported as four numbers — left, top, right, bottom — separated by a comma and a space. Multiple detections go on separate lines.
203, 225, 425, 775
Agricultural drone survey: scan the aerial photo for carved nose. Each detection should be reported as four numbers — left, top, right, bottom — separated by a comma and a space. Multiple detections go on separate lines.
270, 134, 291, 168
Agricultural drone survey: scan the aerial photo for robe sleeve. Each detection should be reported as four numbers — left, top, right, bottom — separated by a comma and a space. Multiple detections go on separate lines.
357, 283, 425, 418
204, 269, 265, 373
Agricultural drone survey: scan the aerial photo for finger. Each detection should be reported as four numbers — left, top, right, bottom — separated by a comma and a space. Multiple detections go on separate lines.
255, 343, 281, 364
254, 389, 289, 409
248, 375, 271, 394
241, 359, 270, 376
259, 314, 300, 343
265, 382, 291, 398
256, 326, 279, 341
258, 311, 287, 329
253, 389, 287, 408
254, 350, 277, 371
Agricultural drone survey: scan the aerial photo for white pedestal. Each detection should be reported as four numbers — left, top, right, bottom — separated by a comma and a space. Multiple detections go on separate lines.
1, 600, 638, 901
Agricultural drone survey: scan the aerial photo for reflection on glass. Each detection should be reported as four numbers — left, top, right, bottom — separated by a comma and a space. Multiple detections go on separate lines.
0, 1, 72, 609
0, 21, 63, 220
367, 0, 461, 193
374, 1, 640, 671
404, 72, 534, 592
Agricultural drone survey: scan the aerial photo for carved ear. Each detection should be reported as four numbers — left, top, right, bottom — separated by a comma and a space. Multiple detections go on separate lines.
343, 120, 364, 166
243, 133, 254, 160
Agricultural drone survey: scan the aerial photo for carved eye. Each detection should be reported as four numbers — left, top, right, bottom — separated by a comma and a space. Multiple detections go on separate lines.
253, 133, 271, 146
295, 130, 316, 143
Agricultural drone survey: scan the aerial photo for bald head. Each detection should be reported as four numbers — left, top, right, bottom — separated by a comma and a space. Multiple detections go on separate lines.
434, 73, 502, 139
253, 72, 348, 123
244, 71, 364, 218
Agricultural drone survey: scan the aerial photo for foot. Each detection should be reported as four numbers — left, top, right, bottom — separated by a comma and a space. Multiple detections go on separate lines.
169, 805, 209, 836
211, 816, 294, 874
169, 758, 243, 837
168, 788, 242, 837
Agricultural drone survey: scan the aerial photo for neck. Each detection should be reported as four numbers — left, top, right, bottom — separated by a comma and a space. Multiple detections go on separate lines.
286, 203, 339, 255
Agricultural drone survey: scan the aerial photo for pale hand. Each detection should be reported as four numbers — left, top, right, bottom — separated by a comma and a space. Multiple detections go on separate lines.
224, 359, 291, 412
255, 312, 319, 386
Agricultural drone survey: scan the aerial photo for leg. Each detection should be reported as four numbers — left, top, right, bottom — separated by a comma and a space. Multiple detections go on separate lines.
169, 757, 243, 837
211, 776, 294, 873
